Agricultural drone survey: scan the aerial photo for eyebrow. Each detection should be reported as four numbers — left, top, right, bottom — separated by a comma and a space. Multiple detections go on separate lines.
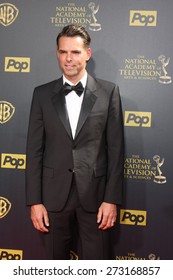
58, 49, 82, 53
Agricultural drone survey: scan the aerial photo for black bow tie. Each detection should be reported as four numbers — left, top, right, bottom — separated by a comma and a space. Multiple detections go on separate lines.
63, 82, 84, 96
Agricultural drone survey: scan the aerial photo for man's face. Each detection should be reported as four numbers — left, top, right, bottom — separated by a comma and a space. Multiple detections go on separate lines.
57, 36, 91, 83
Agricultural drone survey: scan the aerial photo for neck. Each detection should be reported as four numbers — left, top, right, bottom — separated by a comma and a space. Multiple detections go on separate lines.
64, 70, 87, 84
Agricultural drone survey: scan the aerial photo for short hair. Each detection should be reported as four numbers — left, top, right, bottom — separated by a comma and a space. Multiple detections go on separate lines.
56, 24, 91, 49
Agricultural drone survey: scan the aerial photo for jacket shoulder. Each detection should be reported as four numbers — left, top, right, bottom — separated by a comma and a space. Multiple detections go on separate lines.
94, 76, 119, 89
34, 78, 60, 92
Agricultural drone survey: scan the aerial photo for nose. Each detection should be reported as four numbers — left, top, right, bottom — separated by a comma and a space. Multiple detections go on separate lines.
66, 53, 72, 62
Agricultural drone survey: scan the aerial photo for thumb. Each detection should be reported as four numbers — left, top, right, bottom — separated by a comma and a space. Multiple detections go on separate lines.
43, 211, 49, 227
97, 207, 103, 224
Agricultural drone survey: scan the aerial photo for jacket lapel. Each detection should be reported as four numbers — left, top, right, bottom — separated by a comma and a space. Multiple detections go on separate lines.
75, 75, 97, 139
51, 78, 72, 139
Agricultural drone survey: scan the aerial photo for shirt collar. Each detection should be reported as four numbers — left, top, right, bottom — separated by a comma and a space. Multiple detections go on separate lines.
63, 72, 87, 89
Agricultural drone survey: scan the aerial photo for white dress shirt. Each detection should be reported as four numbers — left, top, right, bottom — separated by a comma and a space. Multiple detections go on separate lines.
63, 73, 87, 139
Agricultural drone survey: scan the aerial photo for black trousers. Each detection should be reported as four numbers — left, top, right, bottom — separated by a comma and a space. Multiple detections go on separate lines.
42, 176, 111, 260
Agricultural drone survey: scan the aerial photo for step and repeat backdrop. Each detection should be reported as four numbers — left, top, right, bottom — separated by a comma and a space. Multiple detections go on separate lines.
1, 0, 173, 260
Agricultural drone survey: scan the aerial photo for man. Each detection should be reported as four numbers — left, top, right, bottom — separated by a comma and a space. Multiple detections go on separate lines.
26, 24, 124, 260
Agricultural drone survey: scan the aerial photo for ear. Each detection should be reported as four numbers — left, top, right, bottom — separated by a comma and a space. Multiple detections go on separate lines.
86, 47, 92, 61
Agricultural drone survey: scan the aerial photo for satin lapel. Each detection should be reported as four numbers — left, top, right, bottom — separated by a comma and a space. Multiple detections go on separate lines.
75, 75, 97, 139
51, 79, 72, 139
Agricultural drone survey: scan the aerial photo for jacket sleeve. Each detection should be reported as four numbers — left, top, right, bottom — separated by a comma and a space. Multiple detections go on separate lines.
104, 84, 124, 205
25, 88, 45, 206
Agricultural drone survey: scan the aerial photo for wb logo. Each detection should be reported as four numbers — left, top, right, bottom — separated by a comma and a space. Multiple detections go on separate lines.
120, 209, 147, 226
130, 10, 157, 26
0, 3, 19, 26
0, 101, 15, 124
70, 250, 78, 260
0, 197, 11, 219
124, 111, 151, 127
5, 57, 30, 72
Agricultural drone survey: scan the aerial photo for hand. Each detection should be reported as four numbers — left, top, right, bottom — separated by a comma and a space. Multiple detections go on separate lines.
30, 204, 49, 232
97, 202, 117, 230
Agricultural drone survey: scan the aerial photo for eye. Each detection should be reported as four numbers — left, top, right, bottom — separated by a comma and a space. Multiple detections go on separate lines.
58, 50, 67, 54
72, 51, 81, 54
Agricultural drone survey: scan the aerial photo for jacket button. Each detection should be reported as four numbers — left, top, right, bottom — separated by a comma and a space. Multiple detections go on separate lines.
68, 168, 74, 172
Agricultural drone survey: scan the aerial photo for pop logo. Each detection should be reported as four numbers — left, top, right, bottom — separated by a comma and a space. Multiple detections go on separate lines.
130, 10, 157, 26
0, 3, 19, 26
120, 209, 147, 226
0, 249, 23, 260
1, 153, 26, 169
0, 196, 11, 219
5, 57, 30, 72
124, 111, 151, 127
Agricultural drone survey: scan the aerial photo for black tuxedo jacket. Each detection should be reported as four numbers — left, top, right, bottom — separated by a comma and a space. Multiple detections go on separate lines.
26, 74, 124, 212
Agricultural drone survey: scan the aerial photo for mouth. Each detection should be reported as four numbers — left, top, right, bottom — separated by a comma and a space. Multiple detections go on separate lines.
65, 65, 75, 70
